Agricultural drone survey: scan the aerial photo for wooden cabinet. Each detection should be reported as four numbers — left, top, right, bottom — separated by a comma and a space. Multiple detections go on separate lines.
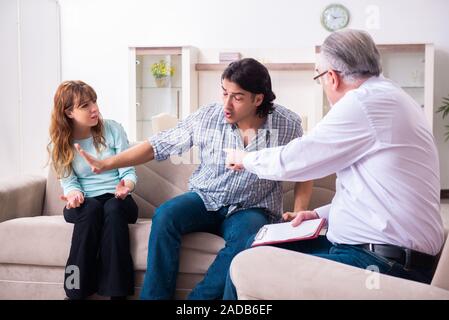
379, 44, 434, 131
128, 46, 198, 141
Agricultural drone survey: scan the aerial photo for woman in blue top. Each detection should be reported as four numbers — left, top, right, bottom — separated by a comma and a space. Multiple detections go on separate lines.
48, 80, 138, 300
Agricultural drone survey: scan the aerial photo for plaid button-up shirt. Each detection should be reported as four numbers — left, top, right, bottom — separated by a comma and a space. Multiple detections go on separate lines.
148, 103, 303, 221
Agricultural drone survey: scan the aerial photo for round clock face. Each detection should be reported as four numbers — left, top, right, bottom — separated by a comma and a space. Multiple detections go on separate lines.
321, 4, 350, 32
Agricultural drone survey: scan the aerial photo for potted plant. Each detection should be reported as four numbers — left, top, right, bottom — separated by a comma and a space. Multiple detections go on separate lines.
437, 95, 449, 141
151, 59, 174, 87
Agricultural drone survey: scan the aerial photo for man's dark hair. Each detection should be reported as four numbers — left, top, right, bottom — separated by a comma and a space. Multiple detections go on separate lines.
221, 58, 276, 118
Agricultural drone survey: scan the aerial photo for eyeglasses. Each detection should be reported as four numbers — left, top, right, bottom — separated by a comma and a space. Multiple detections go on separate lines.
313, 69, 341, 84
313, 70, 328, 84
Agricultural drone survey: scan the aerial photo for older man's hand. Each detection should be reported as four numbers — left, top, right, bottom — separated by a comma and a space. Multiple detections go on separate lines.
282, 210, 320, 227
223, 148, 248, 171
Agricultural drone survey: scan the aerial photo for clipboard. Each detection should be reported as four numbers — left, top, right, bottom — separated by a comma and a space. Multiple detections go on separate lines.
251, 218, 325, 247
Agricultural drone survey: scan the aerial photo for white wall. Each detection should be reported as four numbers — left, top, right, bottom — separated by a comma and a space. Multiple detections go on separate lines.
0, 0, 60, 179
0, 0, 21, 177
43, 0, 449, 187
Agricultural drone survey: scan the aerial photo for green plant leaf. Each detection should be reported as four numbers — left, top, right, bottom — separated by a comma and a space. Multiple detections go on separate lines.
436, 95, 449, 118
443, 124, 449, 141
438, 107, 449, 119
437, 96, 449, 141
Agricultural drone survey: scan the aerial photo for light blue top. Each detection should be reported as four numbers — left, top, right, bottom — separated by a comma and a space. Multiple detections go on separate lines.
60, 119, 137, 197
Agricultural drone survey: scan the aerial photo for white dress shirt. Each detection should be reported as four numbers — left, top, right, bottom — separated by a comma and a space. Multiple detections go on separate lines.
243, 76, 444, 255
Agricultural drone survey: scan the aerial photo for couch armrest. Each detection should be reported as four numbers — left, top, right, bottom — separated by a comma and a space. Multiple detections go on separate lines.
0, 175, 46, 223
230, 246, 449, 300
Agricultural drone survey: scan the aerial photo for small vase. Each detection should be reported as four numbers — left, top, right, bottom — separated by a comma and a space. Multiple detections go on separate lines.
155, 76, 169, 88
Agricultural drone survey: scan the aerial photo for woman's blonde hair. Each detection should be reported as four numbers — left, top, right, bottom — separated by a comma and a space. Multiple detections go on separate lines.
47, 80, 106, 179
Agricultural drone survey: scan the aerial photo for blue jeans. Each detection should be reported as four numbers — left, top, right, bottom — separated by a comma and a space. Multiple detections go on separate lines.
223, 235, 434, 300
139, 192, 269, 300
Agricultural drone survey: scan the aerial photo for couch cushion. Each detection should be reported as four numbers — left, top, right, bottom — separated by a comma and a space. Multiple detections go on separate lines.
42, 167, 65, 217
0, 215, 225, 273
0, 264, 207, 300
282, 175, 336, 212
0, 216, 72, 266
230, 246, 449, 299
0, 175, 46, 223
131, 161, 197, 218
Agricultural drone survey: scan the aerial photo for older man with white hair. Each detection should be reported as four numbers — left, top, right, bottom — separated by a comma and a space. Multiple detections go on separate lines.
223, 29, 445, 299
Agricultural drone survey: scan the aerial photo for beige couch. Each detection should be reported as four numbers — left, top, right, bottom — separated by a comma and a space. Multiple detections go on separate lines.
0, 159, 336, 300
230, 231, 449, 300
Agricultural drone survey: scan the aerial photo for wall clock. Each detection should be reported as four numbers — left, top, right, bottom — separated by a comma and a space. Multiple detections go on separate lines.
321, 4, 350, 32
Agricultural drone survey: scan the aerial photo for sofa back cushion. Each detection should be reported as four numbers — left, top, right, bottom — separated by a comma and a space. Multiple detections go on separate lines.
131, 160, 197, 218
42, 166, 65, 216
282, 174, 336, 213
43, 158, 336, 218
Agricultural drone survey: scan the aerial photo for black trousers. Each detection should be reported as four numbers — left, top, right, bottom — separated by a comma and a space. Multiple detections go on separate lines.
63, 193, 138, 299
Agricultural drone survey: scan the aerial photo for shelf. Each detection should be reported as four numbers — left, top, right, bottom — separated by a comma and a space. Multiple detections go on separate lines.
377, 44, 426, 53
401, 86, 424, 89
195, 63, 315, 71
137, 119, 178, 122
138, 86, 182, 89
315, 44, 426, 53
136, 47, 182, 55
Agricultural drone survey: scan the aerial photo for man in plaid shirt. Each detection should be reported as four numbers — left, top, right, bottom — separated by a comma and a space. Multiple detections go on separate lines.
76, 58, 313, 300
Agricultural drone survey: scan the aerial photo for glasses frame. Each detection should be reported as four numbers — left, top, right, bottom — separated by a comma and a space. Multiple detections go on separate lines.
313, 69, 341, 84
